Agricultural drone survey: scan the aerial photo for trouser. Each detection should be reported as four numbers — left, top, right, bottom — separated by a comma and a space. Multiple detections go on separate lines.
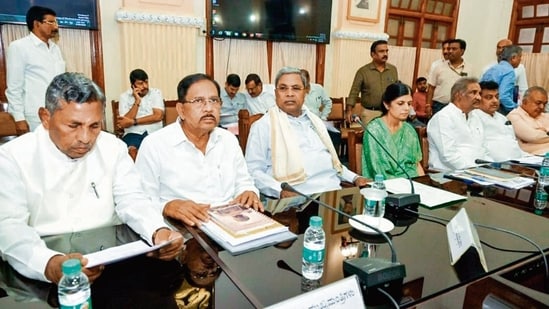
360, 109, 383, 125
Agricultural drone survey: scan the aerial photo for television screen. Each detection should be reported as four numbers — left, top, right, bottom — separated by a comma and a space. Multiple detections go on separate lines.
0, 0, 98, 30
210, 0, 332, 44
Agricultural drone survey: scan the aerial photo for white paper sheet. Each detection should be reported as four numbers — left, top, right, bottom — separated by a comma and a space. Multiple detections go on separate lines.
383, 178, 467, 208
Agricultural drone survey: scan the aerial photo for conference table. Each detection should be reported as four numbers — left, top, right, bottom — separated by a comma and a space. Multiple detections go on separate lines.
1, 175, 548, 308
209, 175, 549, 308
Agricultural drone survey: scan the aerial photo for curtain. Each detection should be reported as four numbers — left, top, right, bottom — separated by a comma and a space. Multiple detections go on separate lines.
271, 42, 316, 82
1, 24, 92, 78
388, 45, 417, 87
418, 48, 442, 81
119, 22, 198, 100
213, 39, 269, 86
522, 52, 549, 91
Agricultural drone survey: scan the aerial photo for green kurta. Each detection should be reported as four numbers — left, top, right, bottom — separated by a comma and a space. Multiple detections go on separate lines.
362, 117, 422, 179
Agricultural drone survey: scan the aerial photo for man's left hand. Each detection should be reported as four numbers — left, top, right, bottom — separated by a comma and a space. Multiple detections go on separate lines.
354, 176, 369, 187
117, 116, 133, 129
149, 228, 184, 261
231, 191, 263, 212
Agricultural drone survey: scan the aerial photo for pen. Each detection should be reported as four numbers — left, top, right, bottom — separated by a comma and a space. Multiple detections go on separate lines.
91, 182, 99, 199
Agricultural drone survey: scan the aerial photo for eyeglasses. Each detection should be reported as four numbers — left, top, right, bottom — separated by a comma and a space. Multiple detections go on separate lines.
189, 266, 221, 280
42, 20, 58, 25
182, 96, 222, 107
276, 85, 305, 93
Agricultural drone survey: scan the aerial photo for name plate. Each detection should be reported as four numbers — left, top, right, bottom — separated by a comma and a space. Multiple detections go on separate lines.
265, 275, 365, 309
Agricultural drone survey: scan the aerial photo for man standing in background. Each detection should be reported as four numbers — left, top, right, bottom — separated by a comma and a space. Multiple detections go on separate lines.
6, 6, 65, 134
345, 40, 399, 124
427, 39, 469, 116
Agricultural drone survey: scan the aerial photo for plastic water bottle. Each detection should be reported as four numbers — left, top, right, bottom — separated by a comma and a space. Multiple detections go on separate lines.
371, 174, 387, 218
539, 152, 549, 185
302, 216, 325, 280
534, 183, 548, 215
58, 259, 92, 309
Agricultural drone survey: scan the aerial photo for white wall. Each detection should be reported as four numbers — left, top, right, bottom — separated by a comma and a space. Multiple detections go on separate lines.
455, 0, 514, 78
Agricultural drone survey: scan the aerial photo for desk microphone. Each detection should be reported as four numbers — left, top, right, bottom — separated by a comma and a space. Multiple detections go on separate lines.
351, 115, 420, 222
280, 182, 406, 306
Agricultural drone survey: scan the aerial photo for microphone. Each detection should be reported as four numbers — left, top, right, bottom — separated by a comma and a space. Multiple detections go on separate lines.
280, 182, 406, 306
351, 115, 420, 224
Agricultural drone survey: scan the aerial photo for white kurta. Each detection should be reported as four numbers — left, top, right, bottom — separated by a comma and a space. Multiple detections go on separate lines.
119, 88, 165, 135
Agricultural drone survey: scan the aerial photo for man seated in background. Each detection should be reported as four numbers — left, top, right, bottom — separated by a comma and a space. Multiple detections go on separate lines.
244, 73, 276, 115
219, 73, 246, 134
412, 76, 428, 123
507, 86, 549, 155
427, 77, 492, 171
481, 45, 523, 115
117, 69, 164, 158
471, 81, 524, 161
245, 66, 368, 200
135, 73, 261, 228
300, 69, 332, 120
0, 73, 183, 306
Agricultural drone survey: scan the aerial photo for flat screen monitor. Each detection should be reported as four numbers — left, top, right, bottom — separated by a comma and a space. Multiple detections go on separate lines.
0, 0, 98, 30
210, 0, 332, 44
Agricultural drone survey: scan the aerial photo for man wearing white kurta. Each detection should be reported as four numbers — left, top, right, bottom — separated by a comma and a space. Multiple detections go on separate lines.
0, 73, 182, 284
427, 77, 492, 171
6, 6, 65, 133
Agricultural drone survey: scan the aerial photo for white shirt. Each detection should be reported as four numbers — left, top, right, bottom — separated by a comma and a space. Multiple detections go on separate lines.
427, 58, 446, 83
244, 84, 276, 115
427, 103, 491, 171
220, 88, 247, 126
6, 33, 65, 130
304, 83, 332, 120
119, 88, 164, 135
135, 121, 258, 211
0, 126, 168, 281
245, 109, 358, 198
428, 60, 470, 104
470, 109, 524, 161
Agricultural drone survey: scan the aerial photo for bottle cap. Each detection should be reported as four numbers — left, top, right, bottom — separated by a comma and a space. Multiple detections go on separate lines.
62, 259, 82, 275
545, 152, 549, 158
309, 216, 323, 227
374, 174, 384, 182
534, 209, 543, 215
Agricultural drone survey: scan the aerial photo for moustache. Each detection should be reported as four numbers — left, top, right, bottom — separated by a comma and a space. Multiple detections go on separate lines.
201, 114, 217, 120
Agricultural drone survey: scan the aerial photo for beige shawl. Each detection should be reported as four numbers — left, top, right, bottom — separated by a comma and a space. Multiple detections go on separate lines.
270, 106, 343, 185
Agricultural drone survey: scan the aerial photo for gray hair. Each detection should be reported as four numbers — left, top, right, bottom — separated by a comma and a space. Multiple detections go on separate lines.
274, 66, 309, 89
451, 77, 479, 102
523, 86, 548, 100
45, 72, 106, 114
500, 45, 522, 62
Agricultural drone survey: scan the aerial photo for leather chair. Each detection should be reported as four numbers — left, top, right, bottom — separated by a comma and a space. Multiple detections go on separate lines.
0, 112, 19, 144
163, 100, 179, 126
346, 130, 364, 175
238, 109, 263, 154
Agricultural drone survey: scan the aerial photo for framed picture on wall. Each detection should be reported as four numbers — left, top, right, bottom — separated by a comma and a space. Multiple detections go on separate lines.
347, 0, 381, 23
332, 187, 363, 233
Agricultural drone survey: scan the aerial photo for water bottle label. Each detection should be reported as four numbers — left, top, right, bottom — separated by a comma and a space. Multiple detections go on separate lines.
536, 191, 548, 201
541, 166, 549, 177
59, 291, 92, 309
303, 247, 324, 263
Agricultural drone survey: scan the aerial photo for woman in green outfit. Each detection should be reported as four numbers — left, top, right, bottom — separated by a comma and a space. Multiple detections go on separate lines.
362, 82, 425, 179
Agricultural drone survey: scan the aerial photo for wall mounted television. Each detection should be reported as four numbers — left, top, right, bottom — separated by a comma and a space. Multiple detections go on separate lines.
0, 0, 98, 30
210, 0, 332, 44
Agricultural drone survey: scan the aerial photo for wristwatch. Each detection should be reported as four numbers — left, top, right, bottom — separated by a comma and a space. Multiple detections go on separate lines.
133, 118, 138, 126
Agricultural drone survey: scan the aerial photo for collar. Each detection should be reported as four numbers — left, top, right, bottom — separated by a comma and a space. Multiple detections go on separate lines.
29, 32, 51, 48
167, 119, 221, 147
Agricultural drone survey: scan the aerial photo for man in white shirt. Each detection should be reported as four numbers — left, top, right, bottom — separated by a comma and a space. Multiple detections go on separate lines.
245, 67, 368, 199
427, 39, 470, 116
219, 73, 247, 131
427, 77, 492, 171
300, 69, 332, 120
117, 69, 164, 156
0, 73, 183, 285
135, 73, 261, 228
471, 81, 524, 161
5, 6, 65, 133
244, 73, 276, 115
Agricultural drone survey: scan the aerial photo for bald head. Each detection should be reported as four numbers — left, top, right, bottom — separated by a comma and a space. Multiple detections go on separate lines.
496, 39, 513, 58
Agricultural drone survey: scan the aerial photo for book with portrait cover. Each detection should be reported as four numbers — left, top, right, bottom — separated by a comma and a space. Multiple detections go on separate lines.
200, 203, 296, 254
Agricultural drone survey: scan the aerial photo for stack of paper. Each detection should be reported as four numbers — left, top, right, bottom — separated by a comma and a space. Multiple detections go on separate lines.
446, 167, 535, 189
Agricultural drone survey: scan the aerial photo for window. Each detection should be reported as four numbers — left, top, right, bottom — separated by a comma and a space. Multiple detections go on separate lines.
510, 1, 549, 53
